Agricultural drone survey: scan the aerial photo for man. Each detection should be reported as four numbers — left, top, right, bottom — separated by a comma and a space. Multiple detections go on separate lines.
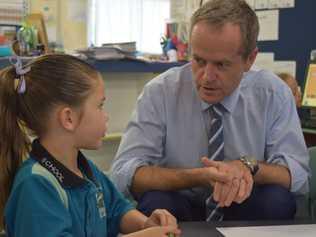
111, 0, 310, 221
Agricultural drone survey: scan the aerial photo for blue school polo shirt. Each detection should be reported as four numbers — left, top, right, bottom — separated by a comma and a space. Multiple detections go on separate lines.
5, 139, 134, 237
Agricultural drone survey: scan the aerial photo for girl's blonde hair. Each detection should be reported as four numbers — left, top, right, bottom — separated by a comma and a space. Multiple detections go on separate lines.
0, 54, 99, 228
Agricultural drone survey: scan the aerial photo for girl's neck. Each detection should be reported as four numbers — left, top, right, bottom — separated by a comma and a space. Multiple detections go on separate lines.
39, 137, 83, 178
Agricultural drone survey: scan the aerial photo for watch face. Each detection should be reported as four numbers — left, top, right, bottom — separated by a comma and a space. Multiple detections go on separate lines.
241, 156, 259, 175
249, 158, 258, 166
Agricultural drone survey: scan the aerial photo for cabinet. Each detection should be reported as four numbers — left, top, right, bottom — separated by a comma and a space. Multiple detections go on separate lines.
303, 128, 316, 148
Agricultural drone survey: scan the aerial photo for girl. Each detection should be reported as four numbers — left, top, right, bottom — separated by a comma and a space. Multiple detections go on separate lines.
0, 54, 180, 237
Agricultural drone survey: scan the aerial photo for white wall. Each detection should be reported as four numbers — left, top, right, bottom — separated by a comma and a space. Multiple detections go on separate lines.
83, 72, 154, 171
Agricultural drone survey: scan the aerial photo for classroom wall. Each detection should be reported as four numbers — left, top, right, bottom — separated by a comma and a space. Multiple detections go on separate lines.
83, 73, 153, 171
29, 0, 87, 52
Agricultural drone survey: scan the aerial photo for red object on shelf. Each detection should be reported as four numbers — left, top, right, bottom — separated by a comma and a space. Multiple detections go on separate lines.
0, 35, 7, 44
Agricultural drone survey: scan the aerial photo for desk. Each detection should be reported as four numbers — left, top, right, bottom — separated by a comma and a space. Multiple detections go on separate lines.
179, 220, 316, 237
302, 128, 316, 147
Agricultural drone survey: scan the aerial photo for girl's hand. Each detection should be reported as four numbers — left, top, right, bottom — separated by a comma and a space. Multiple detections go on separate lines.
143, 209, 178, 229
124, 225, 181, 237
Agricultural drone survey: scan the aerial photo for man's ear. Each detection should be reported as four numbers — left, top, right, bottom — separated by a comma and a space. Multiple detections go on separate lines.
244, 47, 258, 72
58, 107, 80, 132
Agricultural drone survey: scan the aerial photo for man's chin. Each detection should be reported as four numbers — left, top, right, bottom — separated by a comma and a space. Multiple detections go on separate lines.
200, 94, 221, 104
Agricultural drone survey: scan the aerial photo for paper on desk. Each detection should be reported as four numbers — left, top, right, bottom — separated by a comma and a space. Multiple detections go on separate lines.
217, 224, 316, 237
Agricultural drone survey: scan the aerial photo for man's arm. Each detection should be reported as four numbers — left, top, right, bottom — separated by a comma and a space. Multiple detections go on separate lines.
254, 162, 291, 189
264, 87, 310, 194
131, 166, 231, 196
201, 159, 291, 207
205, 84, 310, 207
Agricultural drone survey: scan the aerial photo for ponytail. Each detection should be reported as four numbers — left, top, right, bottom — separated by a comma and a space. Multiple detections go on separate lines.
0, 67, 30, 229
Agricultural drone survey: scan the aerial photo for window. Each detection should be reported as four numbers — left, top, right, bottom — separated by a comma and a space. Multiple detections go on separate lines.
88, 0, 170, 54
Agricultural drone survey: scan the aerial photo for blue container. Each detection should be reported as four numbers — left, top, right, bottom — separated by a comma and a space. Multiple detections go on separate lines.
0, 45, 13, 57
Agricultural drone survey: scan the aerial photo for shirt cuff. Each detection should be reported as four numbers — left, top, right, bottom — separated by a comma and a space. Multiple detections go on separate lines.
268, 154, 309, 195
112, 157, 150, 199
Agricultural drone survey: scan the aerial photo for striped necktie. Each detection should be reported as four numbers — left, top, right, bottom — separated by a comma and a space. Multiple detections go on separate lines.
206, 104, 224, 221
208, 104, 224, 161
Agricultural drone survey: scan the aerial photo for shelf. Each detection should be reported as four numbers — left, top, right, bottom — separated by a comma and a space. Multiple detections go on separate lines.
89, 59, 187, 73
0, 57, 187, 73
302, 128, 316, 135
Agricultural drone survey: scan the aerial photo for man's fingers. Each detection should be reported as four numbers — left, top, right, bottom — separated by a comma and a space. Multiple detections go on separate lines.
201, 157, 221, 168
209, 169, 231, 183
235, 178, 246, 203
245, 173, 254, 199
224, 178, 240, 206
213, 182, 221, 202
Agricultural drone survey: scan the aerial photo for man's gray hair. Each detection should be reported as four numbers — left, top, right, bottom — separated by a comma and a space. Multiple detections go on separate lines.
190, 0, 259, 59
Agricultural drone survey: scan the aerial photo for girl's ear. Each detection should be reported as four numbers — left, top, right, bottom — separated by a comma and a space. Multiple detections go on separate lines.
58, 107, 80, 131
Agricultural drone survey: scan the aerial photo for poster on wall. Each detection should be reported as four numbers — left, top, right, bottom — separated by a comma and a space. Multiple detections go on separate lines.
256, 10, 279, 41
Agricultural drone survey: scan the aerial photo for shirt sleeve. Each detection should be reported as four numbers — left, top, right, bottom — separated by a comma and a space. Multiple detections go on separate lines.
266, 89, 310, 195
100, 173, 135, 237
5, 175, 73, 237
110, 80, 167, 197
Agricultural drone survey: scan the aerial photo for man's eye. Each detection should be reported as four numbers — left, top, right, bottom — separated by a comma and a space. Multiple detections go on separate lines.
217, 62, 224, 68
216, 62, 229, 70
195, 58, 206, 67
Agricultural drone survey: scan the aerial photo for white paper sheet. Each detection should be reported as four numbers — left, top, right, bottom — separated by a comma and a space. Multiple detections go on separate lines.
253, 52, 274, 70
170, 0, 186, 21
245, 0, 255, 9
268, 0, 281, 9
272, 60, 297, 77
255, 0, 268, 10
217, 224, 316, 237
256, 10, 279, 41
280, 0, 295, 8
267, 0, 295, 9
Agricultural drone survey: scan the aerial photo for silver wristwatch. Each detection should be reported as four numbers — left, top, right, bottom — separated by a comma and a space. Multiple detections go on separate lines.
239, 155, 259, 176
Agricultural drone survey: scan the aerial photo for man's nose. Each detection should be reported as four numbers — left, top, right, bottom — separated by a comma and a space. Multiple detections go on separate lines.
203, 63, 217, 81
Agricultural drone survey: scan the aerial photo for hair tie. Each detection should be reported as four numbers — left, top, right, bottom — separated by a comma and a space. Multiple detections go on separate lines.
9, 56, 31, 94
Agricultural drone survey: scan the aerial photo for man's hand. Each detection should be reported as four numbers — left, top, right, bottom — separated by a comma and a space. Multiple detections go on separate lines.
200, 165, 232, 187
202, 157, 254, 207
143, 209, 178, 229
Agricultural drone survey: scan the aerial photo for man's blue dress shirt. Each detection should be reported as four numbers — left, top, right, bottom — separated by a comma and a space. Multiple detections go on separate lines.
110, 63, 310, 202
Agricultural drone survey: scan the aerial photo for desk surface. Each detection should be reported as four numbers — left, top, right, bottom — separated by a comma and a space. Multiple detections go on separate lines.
179, 220, 316, 237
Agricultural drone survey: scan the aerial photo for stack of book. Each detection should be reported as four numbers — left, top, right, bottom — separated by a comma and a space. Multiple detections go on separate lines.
78, 41, 140, 61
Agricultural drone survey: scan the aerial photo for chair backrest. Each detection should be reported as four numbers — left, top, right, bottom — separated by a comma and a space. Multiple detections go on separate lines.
309, 146, 316, 200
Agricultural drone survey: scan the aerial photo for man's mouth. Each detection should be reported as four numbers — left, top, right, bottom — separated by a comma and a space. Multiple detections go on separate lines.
202, 86, 217, 91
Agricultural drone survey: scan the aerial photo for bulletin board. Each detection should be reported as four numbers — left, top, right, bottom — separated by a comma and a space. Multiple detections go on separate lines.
257, 1, 316, 85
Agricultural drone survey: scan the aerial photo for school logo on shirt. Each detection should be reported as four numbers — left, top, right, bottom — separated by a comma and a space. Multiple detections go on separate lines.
96, 186, 106, 218
41, 157, 64, 183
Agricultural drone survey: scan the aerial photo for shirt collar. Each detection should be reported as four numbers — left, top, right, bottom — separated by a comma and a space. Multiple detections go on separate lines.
30, 139, 95, 188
